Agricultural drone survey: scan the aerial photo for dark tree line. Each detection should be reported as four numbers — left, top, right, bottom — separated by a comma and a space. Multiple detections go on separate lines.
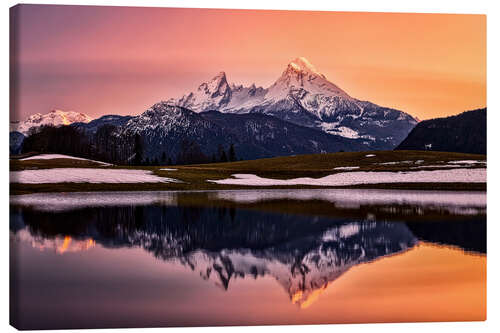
21, 125, 239, 166
174, 141, 237, 165
213, 143, 236, 163
22, 125, 137, 165
176, 140, 208, 165
22, 125, 92, 158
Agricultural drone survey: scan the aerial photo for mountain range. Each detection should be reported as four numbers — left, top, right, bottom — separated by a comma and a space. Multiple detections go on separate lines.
167, 57, 418, 147
10, 109, 93, 135
11, 57, 424, 160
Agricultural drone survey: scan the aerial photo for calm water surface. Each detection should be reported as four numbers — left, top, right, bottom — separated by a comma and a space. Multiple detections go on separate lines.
10, 190, 486, 329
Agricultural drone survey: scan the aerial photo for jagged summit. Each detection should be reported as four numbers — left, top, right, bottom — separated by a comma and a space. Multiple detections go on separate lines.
171, 71, 232, 112
214, 71, 227, 79
198, 71, 229, 96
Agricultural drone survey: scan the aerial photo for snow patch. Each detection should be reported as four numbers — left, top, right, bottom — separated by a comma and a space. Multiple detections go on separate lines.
334, 126, 360, 139
207, 168, 486, 187
317, 122, 361, 139
333, 166, 360, 170
411, 164, 466, 169
20, 154, 111, 166
448, 160, 487, 165
10, 168, 179, 184
377, 160, 413, 165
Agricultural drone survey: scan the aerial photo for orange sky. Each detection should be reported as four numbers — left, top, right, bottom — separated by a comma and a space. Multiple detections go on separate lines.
11, 5, 486, 121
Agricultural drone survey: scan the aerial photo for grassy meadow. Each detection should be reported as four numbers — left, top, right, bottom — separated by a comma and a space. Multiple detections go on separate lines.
10, 150, 486, 194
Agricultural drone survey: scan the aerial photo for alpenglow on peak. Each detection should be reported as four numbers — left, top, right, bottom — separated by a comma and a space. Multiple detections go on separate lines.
287, 57, 324, 77
10, 109, 93, 135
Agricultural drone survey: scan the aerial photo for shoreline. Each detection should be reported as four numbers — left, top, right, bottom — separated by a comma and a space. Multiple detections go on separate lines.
10, 181, 487, 195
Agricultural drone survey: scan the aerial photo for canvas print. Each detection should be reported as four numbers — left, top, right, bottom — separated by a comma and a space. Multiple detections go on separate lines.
9, 4, 486, 330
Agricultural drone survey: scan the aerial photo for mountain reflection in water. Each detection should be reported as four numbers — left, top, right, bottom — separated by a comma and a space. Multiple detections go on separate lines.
10, 190, 486, 329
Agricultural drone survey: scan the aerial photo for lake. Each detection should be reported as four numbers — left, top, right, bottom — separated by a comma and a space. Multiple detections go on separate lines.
10, 189, 486, 329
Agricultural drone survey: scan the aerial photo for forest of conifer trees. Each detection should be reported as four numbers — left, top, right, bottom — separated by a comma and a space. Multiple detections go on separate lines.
20, 125, 238, 166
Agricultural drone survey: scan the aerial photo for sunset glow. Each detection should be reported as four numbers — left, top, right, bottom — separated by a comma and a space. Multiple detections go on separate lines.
280, 242, 485, 316
11, 5, 485, 121
9, 6, 487, 327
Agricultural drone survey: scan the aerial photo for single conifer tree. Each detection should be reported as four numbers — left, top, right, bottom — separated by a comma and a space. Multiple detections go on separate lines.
133, 133, 143, 165
228, 144, 236, 162
220, 150, 228, 162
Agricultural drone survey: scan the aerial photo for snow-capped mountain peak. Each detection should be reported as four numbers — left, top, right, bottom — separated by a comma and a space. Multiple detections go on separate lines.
199, 71, 229, 96
171, 71, 232, 112
46, 109, 92, 125
287, 57, 324, 77
10, 109, 93, 135
267, 57, 350, 100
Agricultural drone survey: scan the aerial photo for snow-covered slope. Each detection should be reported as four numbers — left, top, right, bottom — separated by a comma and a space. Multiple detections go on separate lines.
71, 114, 133, 135
168, 57, 418, 148
11, 110, 93, 135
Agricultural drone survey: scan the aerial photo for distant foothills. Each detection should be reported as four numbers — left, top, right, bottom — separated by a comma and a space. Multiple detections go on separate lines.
9, 58, 486, 164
